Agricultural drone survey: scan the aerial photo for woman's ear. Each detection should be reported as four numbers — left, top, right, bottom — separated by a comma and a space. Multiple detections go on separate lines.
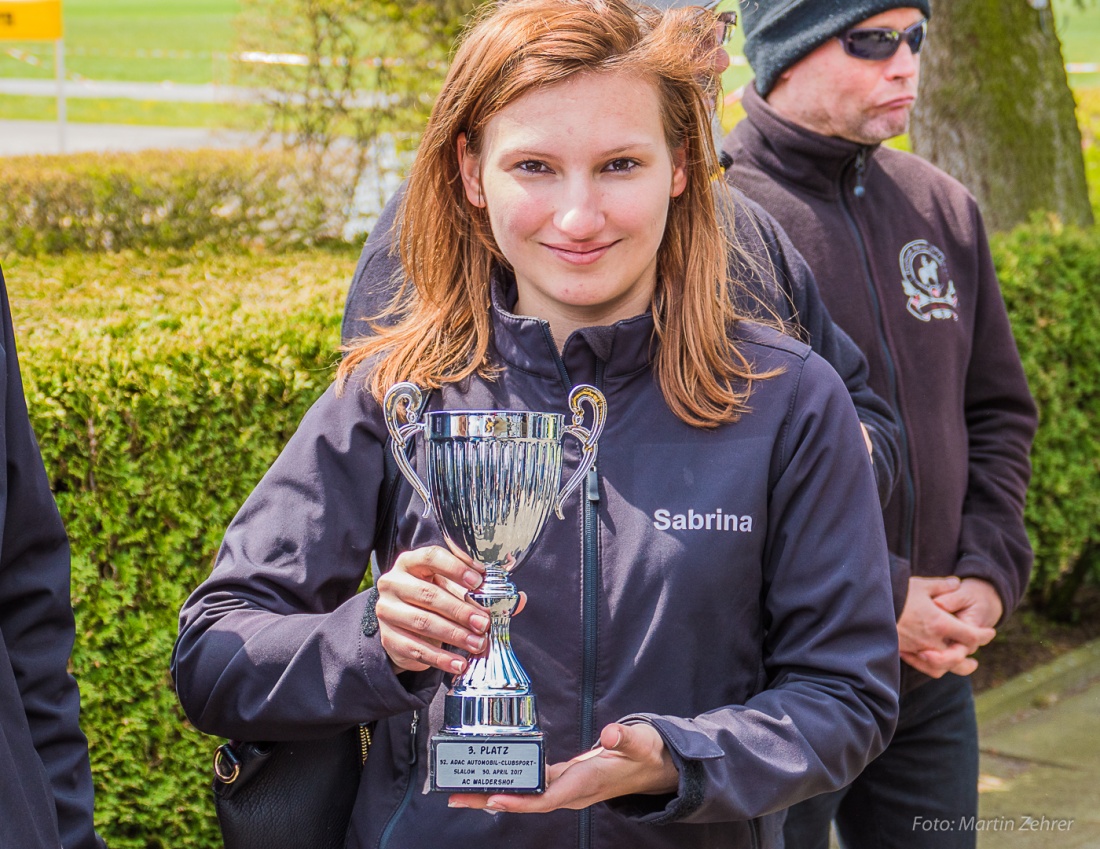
457, 133, 486, 208
670, 144, 688, 198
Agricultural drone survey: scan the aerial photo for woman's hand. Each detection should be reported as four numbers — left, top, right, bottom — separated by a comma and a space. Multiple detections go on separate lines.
447, 722, 679, 813
375, 545, 489, 675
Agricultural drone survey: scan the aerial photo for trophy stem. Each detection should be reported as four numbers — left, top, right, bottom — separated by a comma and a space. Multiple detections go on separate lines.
433, 560, 544, 792
442, 562, 538, 734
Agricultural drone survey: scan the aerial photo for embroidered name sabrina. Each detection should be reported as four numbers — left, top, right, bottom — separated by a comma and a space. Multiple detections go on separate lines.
653, 509, 754, 532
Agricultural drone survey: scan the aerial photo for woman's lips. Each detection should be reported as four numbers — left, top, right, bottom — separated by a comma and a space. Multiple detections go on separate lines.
543, 241, 618, 265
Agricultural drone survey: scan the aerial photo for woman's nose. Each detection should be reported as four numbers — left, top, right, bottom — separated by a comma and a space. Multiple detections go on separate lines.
555, 178, 605, 239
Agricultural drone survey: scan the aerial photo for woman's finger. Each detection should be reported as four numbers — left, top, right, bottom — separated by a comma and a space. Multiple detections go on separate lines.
393, 545, 483, 590
376, 578, 489, 652
377, 589, 488, 651
379, 567, 488, 635
380, 621, 474, 675
375, 545, 493, 673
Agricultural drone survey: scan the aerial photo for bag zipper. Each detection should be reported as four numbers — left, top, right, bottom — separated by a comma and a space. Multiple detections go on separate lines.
358, 723, 372, 767
378, 711, 420, 849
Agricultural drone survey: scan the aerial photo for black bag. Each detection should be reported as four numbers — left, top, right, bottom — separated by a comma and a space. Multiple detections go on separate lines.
212, 725, 371, 849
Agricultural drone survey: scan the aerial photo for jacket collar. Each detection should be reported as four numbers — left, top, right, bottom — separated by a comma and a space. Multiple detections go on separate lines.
488, 267, 656, 387
731, 84, 879, 201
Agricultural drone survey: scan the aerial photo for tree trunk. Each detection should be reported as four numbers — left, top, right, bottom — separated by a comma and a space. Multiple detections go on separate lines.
910, 0, 1093, 232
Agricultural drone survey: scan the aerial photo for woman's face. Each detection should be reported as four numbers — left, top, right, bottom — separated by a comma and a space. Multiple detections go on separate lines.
459, 71, 687, 346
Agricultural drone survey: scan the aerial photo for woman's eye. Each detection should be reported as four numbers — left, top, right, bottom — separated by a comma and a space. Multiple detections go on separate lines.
606, 158, 639, 173
517, 160, 549, 174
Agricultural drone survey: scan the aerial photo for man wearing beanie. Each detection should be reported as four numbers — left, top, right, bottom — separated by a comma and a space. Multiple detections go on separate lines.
724, 3, 1037, 848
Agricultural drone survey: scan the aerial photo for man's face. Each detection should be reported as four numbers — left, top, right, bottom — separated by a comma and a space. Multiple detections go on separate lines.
766, 7, 924, 145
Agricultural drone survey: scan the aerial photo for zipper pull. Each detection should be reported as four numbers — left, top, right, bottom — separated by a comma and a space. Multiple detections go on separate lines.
408, 711, 419, 763
853, 149, 867, 198
586, 465, 600, 503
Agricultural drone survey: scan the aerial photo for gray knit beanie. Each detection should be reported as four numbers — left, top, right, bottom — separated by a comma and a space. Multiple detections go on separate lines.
740, 0, 933, 97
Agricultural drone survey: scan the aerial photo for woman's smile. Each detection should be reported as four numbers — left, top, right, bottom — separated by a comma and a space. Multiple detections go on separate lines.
542, 240, 620, 266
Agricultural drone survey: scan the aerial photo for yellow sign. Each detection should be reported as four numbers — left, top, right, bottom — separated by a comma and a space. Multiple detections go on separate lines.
0, 0, 63, 41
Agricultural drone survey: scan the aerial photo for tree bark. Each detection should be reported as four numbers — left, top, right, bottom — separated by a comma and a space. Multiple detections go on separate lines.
910, 0, 1093, 232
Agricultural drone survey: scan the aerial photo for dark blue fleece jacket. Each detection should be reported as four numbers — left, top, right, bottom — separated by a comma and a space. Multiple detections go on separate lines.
174, 275, 899, 849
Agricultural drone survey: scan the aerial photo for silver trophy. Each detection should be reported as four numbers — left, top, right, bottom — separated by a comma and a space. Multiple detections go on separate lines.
383, 382, 607, 793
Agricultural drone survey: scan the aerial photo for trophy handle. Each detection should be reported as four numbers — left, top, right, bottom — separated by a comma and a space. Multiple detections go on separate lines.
383, 382, 432, 515
555, 384, 607, 519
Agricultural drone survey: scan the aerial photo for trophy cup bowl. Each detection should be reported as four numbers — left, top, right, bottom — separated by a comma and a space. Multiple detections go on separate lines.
383, 382, 607, 794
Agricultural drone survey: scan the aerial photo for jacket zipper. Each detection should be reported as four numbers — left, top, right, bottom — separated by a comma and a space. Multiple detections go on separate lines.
542, 330, 603, 849
853, 148, 868, 198
378, 710, 420, 849
577, 361, 605, 849
840, 152, 916, 561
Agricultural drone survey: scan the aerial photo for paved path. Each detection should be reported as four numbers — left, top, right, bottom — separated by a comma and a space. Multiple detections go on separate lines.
0, 77, 251, 103
0, 119, 258, 155
821, 643, 1100, 849
975, 640, 1100, 848
0, 77, 389, 107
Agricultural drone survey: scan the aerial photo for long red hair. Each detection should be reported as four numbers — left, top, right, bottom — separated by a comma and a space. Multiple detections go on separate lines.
340, 0, 772, 427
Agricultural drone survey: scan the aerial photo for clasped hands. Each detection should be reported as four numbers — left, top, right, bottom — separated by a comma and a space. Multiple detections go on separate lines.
374, 545, 679, 813
898, 575, 1004, 677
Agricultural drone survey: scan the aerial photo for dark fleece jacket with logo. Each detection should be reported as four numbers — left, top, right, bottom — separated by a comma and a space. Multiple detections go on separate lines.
724, 86, 1038, 643
174, 274, 899, 849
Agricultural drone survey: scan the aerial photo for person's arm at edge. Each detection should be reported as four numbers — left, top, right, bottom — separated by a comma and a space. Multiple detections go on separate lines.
0, 266, 104, 849
341, 182, 408, 346
949, 208, 1037, 626
726, 192, 908, 616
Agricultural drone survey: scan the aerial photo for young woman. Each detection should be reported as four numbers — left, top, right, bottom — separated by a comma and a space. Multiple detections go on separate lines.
173, 2, 899, 847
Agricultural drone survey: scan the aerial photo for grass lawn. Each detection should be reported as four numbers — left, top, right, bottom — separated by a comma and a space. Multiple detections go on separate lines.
0, 0, 239, 84
0, 92, 259, 127
1056, 0, 1100, 72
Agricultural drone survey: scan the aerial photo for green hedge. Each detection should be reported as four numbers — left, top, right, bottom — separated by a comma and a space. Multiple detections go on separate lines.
9, 250, 352, 848
0, 149, 338, 255
4, 220, 1099, 846
992, 220, 1100, 620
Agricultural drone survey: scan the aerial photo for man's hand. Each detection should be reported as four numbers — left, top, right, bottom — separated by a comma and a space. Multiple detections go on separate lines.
897, 576, 996, 678
447, 722, 678, 813
375, 545, 489, 674
932, 577, 1004, 630
860, 423, 874, 458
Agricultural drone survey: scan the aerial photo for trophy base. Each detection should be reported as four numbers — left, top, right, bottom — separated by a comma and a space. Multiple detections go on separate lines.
430, 732, 545, 794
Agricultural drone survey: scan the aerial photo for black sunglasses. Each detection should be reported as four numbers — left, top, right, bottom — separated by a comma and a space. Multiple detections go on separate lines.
839, 19, 927, 61
715, 10, 737, 47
